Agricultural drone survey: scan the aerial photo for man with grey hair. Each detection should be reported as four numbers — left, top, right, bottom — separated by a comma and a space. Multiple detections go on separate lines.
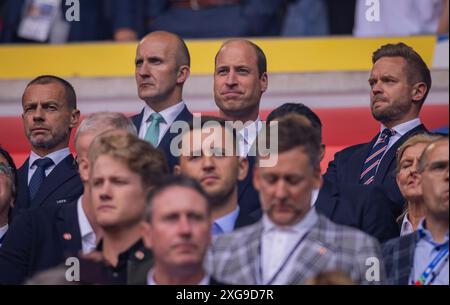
0, 112, 136, 284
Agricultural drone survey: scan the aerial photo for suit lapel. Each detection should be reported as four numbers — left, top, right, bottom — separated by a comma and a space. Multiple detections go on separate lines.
55, 200, 82, 257
376, 124, 428, 183
158, 105, 193, 151
286, 215, 337, 284
16, 159, 30, 209
131, 109, 144, 134
347, 136, 378, 183
398, 233, 418, 285
245, 222, 264, 284
31, 155, 79, 207
238, 156, 255, 200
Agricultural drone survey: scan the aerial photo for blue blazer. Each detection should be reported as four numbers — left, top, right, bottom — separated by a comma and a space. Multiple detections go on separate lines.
131, 105, 193, 171
316, 124, 428, 222
0, 200, 82, 284
13, 154, 83, 216
382, 233, 418, 285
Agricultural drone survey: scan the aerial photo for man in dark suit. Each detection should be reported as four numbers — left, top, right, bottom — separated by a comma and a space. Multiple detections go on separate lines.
213, 39, 269, 216
0, 112, 138, 284
383, 137, 448, 285
316, 42, 431, 224
14, 75, 82, 215
0, 146, 17, 247
140, 176, 227, 285
131, 30, 193, 171
174, 116, 261, 235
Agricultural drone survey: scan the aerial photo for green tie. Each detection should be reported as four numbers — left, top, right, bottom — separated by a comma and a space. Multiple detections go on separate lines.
144, 112, 164, 147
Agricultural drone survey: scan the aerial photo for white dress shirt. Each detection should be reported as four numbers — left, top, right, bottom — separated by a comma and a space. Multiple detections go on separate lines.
311, 188, 319, 207
138, 101, 186, 145
77, 196, 96, 254
238, 117, 262, 157
261, 208, 318, 284
147, 268, 210, 285
0, 224, 8, 247
400, 213, 416, 236
28, 147, 71, 184
377, 118, 422, 161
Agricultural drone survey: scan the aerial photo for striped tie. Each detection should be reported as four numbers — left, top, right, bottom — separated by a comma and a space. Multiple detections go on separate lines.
29, 157, 54, 201
360, 129, 396, 185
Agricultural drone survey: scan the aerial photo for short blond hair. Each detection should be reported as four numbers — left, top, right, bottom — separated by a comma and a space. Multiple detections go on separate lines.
88, 132, 169, 189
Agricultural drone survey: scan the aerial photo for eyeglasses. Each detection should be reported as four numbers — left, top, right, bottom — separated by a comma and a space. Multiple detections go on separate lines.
422, 160, 449, 177
0, 163, 14, 177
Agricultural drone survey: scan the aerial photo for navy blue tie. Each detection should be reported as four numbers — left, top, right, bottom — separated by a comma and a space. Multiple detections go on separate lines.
29, 158, 54, 201
360, 129, 396, 185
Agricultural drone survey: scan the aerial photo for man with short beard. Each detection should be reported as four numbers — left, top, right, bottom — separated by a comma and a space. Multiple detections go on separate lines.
316, 43, 429, 224
14, 75, 82, 213
175, 116, 261, 236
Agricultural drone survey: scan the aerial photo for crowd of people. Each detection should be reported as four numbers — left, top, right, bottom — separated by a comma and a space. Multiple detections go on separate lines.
0, 31, 448, 285
0, 0, 448, 43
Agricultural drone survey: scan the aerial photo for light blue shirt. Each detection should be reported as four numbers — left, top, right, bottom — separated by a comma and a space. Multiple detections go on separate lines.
409, 220, 449, 285
212, 206, 240, 236
0, 224, 8, 247
28, 147, 71, 185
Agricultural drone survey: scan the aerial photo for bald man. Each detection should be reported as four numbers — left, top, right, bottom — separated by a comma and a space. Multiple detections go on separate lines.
131, 31, 193, 170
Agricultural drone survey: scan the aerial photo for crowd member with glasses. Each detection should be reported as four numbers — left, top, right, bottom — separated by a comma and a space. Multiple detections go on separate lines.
383, 136, 449, 285
0, 146, 17, 247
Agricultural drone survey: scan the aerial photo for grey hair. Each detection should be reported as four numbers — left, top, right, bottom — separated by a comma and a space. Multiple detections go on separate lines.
74, 112, 137, 147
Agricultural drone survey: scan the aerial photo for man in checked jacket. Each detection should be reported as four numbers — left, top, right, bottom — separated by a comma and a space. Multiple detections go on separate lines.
207, 115, 385, 285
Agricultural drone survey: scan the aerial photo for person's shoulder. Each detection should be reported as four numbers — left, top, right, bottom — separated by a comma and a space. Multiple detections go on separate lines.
213, 222, 261, 249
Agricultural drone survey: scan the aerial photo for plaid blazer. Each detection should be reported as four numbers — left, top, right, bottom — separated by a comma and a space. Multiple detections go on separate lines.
207, 212, 384, 285
382, 233, 418, 285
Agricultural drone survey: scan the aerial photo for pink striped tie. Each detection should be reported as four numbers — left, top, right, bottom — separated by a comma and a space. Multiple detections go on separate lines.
360, 129, 396, 185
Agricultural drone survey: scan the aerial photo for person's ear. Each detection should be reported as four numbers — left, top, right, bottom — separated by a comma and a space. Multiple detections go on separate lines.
78, 157, 89, 183
177, 65, 190, 85
237, 157, 249, 182
69, 109, 81, 129
411, 82, 427, 104
173, 164, 181, 175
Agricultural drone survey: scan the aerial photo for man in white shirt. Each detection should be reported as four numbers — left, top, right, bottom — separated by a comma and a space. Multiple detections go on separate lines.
141, 176, 225, 285
209, 116, 383, 285
0, 112, 137, 284
0, 146, 16, 247
213, 39, 269, 216
175, 116, 261, 236
131, 31, 193, 171
14, 75, 82, 213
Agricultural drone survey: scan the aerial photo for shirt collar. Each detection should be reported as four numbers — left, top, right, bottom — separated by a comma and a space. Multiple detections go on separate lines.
29, 147, 71, 169
262, 207, 318, 234
77, 195, 94, 240
143, 101, 186, 126
400, 212, 415, 236
147, 268, 210, 285
239, 116, 262, 142
380, 118, 421, 137
0, 224, 8, 239
417, 219, 449, 247
214, 206, 240, 235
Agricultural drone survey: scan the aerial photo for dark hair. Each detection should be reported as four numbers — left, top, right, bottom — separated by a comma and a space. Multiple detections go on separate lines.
267, 103, 322, 141
144, 175, 210, 222
178, 115, 239, 154
0, 146, 17, 199
215, 39, 267, 78
372, 43, 431, 106
260, 114, 322, 170
23, 75, 77, 109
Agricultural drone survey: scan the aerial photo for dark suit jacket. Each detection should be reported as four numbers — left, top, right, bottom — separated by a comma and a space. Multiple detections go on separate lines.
237, 155, 261, 216
0, 200, 82, 284
131, 105, 193, 171
235, 205, 261, 230
13, 154, 83, 216
382, 232, 418, 285
316, 124, 428, 233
